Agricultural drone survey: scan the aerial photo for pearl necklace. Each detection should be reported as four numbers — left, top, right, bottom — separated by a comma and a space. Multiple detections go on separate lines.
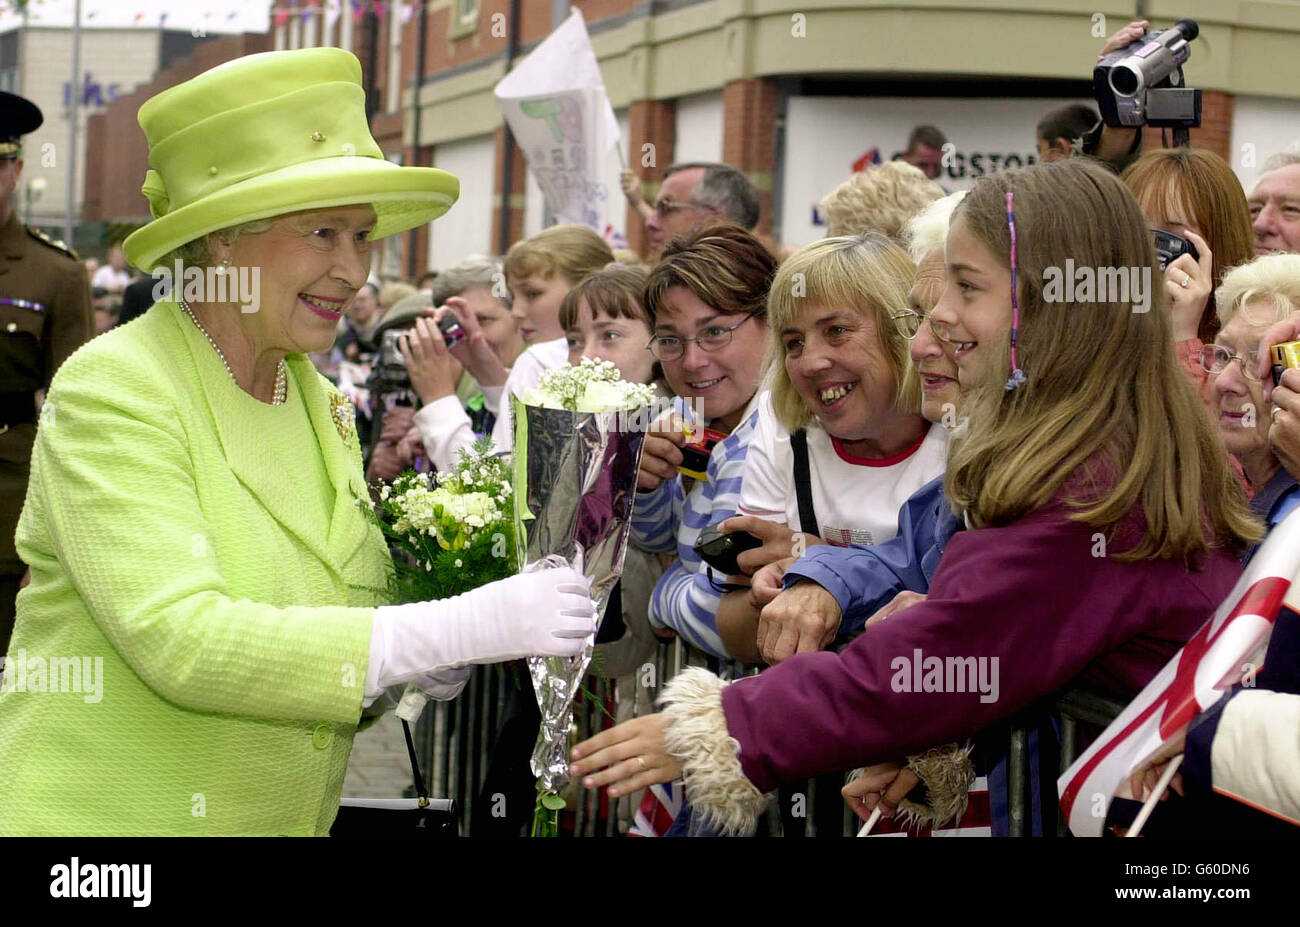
179, 297, 286, 406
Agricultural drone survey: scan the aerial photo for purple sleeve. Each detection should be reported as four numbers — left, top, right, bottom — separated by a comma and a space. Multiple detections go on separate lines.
720, 507, 1232, 793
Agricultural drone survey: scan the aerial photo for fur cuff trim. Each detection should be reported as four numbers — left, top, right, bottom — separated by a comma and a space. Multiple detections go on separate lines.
659, 667, 768, 836
896, 742, 975, 831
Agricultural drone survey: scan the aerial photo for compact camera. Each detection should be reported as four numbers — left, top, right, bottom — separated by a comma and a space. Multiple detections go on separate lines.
1272, 341, 1300, 389
1153, 228, 1199, 270
693, 524, 764, 577
373, 314, 468, 391
677, 426, 727, 481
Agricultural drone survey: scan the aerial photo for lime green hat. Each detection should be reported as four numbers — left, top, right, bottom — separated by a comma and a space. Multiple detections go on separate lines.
123, 47, 458, 273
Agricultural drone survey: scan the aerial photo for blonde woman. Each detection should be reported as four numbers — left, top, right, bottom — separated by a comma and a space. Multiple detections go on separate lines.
819, 160, 944, 242
714, 234, 946, 663
570, 158, 1258, 836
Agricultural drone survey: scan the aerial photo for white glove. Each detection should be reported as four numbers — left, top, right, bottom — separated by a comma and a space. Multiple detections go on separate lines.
411, 666, 475, 702
365, 567, 595, 699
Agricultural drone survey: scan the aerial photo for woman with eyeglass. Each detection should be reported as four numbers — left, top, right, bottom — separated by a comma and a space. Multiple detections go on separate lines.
1199, 253, 1300, 562
628, 222, 776, 664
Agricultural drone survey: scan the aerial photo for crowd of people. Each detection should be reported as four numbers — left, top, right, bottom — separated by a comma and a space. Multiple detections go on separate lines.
2, 24, 1299, 839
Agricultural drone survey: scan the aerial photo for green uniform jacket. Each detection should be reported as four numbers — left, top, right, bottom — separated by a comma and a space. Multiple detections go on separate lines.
0, 210, 93, 575
0, 302, 393, 835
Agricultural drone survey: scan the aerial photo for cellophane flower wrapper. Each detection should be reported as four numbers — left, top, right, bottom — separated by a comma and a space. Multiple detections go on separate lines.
510, 387, 650, 800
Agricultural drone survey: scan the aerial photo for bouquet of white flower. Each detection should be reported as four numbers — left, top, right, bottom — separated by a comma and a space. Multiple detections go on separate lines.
521, 356, 658, 414
511, 361, 654, 835
370, 439, 516, 614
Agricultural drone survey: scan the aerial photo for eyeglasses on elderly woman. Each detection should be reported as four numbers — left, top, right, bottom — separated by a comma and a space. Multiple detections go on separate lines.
1199, 343, 1264, 382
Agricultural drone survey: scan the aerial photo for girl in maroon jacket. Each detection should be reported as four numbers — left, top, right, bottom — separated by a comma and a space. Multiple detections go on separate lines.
569, 158, 1262, 836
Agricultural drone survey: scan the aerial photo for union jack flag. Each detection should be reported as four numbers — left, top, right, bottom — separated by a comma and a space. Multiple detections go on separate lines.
1059, 507, 1300, 836
629, 781, 683, 837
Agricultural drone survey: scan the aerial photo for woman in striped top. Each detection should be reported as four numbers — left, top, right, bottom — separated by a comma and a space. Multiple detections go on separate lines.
629, 222, 778, 661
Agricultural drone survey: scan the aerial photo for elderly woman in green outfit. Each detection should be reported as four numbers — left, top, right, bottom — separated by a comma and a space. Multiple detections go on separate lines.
0, 48, 595, 836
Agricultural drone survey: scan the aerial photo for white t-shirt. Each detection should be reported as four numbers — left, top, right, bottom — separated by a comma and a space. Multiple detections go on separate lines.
737, 394, 947, 547
415, 336, 569, 467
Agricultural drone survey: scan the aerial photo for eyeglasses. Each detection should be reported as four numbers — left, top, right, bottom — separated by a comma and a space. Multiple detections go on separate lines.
653, 198, 712, 219
896, 308, 962, 345
1199, 344, 1263, 382
889, 308, 938, 341
646, 311, 762, 361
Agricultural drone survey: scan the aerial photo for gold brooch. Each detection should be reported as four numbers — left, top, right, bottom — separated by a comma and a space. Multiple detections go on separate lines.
329, 391, 356, 444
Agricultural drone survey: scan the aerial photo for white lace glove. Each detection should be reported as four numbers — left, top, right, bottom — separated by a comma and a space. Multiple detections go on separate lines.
364, 567, 594, 701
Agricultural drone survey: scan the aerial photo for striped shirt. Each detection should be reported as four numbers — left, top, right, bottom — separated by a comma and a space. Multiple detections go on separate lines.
629, 394, 763, 659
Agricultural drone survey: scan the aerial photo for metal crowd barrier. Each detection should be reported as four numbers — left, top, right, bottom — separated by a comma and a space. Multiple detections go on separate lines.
1005, 687, 1128, 837
409, 645, 1127, 837
412, 637, 711, 836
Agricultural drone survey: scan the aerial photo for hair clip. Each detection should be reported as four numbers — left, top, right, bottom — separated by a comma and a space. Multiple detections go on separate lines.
1005, 191, 1027, 391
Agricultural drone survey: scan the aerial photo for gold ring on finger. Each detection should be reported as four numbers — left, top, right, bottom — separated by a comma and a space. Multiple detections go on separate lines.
1180, 275, 1190, 288
637, 756, 647, 771
1272, 406, 1283, 424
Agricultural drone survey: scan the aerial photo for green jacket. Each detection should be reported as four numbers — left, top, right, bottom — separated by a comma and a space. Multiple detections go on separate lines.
0, 302, 393, 835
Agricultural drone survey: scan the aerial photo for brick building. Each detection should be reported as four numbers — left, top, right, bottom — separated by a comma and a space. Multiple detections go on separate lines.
84, 1, 1300, 276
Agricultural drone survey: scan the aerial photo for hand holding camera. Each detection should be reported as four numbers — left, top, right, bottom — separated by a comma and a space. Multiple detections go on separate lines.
1158, 227, 1213, 343
1259, 319, 1300, 482
703, 515, 821, 578
438, 296, 510, 389
636, 412, 688, 492
399, 314, 463, 405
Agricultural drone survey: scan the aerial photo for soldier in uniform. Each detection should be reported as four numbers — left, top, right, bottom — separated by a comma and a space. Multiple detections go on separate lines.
0, 91, 93, 654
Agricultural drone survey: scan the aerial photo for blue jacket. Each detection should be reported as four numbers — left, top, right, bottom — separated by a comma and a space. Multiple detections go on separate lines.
782, 476, 960, 640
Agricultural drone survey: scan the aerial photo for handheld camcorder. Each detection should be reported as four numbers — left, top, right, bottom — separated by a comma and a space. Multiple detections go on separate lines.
1094, 18, 1201, 144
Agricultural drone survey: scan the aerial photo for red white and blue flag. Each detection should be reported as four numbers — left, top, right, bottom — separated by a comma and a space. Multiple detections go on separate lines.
867, 777, 992, 837
629, 781, 683, 837
1058, 507, 1300, 836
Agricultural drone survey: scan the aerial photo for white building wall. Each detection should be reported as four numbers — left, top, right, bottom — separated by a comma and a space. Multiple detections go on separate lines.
20, 28, 160, 226
673, 91, 723, 165
1230, 96, 1300, 194
429, 133, 496, 269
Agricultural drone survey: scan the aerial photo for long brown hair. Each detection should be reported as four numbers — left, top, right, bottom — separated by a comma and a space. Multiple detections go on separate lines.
1122, 147, 1255, 343
945, 159, 1260, 564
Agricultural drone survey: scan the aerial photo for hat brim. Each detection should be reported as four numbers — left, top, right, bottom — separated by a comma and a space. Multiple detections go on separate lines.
123, 157, 459, 273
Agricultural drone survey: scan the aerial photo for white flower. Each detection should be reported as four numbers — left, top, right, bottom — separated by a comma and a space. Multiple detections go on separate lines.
454, 559, 463, 568
525, 357, 656, 413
